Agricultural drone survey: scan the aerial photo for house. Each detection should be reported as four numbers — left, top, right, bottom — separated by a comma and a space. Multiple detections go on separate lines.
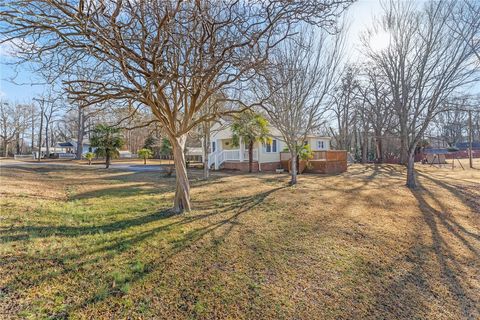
207, 122, 331, 172
185, 147, 203, 162
33, 147, 70, 159
56, 140, 93, 157
455, 142, 480, 150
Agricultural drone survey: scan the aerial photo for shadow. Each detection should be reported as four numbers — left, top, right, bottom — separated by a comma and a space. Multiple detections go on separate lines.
0, 209, 176, 242
372, 176, 479, 319
0, 185, 287, 318
411, 181, 478, 318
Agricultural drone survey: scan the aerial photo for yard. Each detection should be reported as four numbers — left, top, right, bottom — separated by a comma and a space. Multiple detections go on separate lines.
0, 160, 479, 319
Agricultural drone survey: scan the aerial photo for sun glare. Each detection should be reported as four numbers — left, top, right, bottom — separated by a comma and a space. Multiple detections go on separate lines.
369, 30, 391, 52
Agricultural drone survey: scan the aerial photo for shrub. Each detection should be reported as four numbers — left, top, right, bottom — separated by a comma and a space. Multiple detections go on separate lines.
85, 152, 95, 165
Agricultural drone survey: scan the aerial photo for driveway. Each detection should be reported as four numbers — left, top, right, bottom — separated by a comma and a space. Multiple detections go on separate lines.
0, 159, 167, 172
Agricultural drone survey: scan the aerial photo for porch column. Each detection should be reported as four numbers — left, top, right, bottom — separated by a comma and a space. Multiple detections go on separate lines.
257, 141, 261, 172
239, 137, 244, 162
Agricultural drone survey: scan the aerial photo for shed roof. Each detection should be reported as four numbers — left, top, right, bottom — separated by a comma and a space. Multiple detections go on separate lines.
424, 148, 449, 154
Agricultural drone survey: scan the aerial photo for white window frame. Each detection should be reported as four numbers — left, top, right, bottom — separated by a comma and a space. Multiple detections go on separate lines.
317, 140, 325, 150
264, 139, 278, 153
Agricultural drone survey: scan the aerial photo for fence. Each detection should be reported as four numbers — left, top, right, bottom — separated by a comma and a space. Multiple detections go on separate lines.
280, 150, 348, 174
14, 154, 34, 160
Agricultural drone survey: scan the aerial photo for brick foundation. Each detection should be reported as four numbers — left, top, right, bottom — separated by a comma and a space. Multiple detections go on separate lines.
221, 161, 281, 172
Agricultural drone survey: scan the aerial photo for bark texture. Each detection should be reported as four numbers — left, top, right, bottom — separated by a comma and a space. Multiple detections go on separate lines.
172, 135, 191, 213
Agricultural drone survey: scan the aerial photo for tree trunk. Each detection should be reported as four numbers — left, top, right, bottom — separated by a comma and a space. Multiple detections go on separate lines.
15, 131, 21, 154
105, 152, 111, 169
45, 121, 50, 158
376, 136, 383, 163
399, 129, 408, 164
171, 135, 191, 213
406, 147, 417, 189
362, 130, 368, 164
248, 141, 253, 173
3, 140, 7, 157
37, 107, 44, 161
76, 106, 84, 160
31, 107, 35, 152
144, 157, 147, 165
290, 149, 297, 185
202, 123, 210, 179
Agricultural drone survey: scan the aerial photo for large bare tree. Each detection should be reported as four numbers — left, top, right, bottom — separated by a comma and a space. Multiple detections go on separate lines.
329, 66, 359, 152
1, 0, 353, 212
258, 27, 344, 185
358, 65, 394, 163
0, 101, 30, 157
364, 0, 479, 188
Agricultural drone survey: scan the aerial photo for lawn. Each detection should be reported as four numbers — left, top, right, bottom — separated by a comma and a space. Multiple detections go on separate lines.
0, 160, 479, 319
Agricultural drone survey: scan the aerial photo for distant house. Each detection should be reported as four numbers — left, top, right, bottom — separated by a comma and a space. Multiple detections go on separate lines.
33, 147, 70, 159
185, 147, 203, 162
54, 140, 93, 158
455, 142, 480, 150
207, 121, 331, 172
118, 150, 133, 158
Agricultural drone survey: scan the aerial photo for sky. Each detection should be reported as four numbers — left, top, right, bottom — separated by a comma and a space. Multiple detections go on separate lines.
0, 0, 477, 102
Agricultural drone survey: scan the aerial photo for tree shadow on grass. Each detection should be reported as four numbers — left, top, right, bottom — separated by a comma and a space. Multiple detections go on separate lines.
371, 177, 479, 319
1, 185, 287, 318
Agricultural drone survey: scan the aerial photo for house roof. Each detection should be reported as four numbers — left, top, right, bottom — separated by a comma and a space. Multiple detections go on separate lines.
186, 147, 203, 156
455, 142, 480, 150
424, 148, 449, 154
58, 142, 74, 147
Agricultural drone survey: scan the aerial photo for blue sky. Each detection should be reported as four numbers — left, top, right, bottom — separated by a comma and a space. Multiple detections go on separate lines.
0, 0, 478, 101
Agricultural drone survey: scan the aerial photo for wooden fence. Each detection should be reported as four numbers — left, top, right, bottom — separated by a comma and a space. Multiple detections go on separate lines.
280, 150, 348, 174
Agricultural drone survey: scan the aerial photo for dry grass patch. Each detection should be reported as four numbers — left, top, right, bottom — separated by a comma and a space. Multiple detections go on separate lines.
0, 159, 479, 319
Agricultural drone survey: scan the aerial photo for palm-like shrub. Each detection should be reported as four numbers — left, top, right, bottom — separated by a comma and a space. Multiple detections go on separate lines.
90, 124, 124, 169
231, 111, 270, 173
138, 148, 153, 165
84, 152, 95, 165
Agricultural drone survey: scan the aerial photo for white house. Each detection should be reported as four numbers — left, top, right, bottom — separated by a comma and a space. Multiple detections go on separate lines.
207, 122, 331, 172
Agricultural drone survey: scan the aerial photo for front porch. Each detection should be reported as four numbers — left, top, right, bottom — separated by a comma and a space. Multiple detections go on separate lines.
207, 137, 264, 170
208, 147, 259, 170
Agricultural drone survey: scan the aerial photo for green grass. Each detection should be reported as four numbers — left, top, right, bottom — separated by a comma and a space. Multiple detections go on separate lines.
0, 161, 479, 319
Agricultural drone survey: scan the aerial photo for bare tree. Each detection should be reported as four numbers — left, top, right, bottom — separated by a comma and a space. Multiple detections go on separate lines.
364, 0, 479, 188
358, 65, 394, 163
329, 66, 359, 152
258, 27, 344, 185
0, 101, 29, 157
449, 0, 480, 62
1, 0, 353, 212
43, 98, 62, 158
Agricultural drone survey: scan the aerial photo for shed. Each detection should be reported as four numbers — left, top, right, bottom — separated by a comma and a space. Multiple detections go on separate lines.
423, 148, 448, 164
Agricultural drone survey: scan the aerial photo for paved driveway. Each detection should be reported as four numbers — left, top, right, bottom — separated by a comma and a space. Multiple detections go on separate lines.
0, 159, 167, 172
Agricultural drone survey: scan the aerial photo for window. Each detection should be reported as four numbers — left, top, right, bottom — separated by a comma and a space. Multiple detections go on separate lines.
265, 139, 277, 153
317, 140, 325, 149
212, 141, 216, 152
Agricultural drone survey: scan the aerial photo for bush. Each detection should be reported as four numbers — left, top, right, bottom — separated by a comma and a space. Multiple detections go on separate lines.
85, 152, 95, 165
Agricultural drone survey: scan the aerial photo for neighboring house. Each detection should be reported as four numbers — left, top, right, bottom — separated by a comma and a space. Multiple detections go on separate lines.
455, 142, 480, 150
33, 147, 69, 159
119, 150, 133, 158
185, 147, 203, 162
208, 121, 331, 172
56, 140, 93, 157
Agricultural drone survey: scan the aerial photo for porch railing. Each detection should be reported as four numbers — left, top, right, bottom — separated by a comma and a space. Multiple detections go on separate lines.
208, 148, 258, 170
